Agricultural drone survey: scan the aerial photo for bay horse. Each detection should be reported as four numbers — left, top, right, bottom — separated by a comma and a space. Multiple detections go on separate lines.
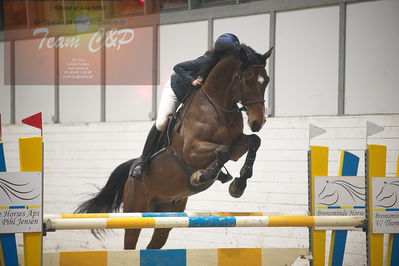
76, 43, 273, 250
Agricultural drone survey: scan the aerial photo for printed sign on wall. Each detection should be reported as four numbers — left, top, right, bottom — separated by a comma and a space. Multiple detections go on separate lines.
314, 176, 366, 216
314, 176, 365, 230
4, 1, 159, 86
372, 177, 399, 234
0, 172, 42, 233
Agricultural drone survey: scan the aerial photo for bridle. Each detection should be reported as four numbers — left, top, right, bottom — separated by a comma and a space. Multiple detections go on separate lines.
201, 64, 266, 113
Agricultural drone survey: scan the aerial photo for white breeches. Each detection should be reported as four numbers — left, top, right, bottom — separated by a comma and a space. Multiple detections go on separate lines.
156, 79, 180, 131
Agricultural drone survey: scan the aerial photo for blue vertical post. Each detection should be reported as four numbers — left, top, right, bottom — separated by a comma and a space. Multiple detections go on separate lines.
0, 140, 19, 266
329, 151, 359, 266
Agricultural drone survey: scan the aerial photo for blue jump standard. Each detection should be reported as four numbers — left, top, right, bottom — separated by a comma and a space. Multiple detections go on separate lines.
0, 142, 19, 266
331, 151, 359, 266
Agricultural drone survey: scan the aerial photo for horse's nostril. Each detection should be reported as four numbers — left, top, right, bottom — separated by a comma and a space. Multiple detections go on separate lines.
251, 121, 261, 132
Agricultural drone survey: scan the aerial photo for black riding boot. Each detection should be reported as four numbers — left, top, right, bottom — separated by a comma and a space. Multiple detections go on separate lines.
130, 124, 161, 180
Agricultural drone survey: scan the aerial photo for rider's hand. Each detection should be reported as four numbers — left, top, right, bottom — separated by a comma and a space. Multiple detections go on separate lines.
192, 77, 203, 86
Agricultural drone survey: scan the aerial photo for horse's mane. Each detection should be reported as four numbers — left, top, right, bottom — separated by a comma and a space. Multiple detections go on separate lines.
198, 42, 240, 81
198, 43, 266, 82
241, 44, 266, 68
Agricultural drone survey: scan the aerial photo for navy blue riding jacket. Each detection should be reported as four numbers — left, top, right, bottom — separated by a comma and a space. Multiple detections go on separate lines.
171, 55, 208, 102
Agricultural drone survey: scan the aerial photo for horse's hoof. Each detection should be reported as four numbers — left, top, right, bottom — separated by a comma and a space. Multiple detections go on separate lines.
229, 178, 247, 198
190, 170, 205, 186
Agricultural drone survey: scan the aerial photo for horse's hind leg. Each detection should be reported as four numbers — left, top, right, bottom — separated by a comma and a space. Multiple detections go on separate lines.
229, 134, 261, 198
124, 230, 141, 250
123, 177, 149, 249
146, 198, 188, 249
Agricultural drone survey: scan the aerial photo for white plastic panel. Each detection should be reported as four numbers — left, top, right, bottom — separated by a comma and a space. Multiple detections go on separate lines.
213, 14, 270, 54
159, 21, 208, 106
0, 42, 11, 124
345, 0, 399, 114
275, 6, 339, 116
106, 85, 152, 121
15, 86, 55, 123
105, 27, 153, 121
59, 85, 101, 123
14, 39, 55, 123
58, 32, 101, 123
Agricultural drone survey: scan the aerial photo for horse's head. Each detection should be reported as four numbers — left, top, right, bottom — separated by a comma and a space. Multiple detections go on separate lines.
200, 44, 273, 132
237, 46, 273, 132
375, 181, 399, 208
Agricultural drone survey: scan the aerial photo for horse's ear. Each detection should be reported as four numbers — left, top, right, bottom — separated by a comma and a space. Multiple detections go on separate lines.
262, 47, 274, 61
239, 47, 248, 63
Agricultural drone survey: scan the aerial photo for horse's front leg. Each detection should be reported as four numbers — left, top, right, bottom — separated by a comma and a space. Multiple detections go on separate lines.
229, 134, 261, 198
185, 141, 230, 187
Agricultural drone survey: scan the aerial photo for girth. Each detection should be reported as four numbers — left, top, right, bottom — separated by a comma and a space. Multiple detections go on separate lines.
165, 147, 216, 193
165, 147, 196, 176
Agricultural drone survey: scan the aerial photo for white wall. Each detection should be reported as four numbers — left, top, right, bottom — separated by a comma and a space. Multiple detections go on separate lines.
158, 21, 208, 106
3, 114, 399, 266
106, 27, 153, 121
275, 6, 339, 116
59, 33, 102, 123
345, 0, 399, 115
15, 86, 55, 123
0, 42, 11, 124
59, 85, 101, 122
106, 85, 152, 121
14, 39, 55, 123
213, 14, 270, 54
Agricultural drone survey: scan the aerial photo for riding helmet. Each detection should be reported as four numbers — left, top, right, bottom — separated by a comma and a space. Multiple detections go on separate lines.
215, 33, 240, 45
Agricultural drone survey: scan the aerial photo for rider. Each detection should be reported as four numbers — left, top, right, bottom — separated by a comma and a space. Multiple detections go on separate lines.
130, 33, 240, 180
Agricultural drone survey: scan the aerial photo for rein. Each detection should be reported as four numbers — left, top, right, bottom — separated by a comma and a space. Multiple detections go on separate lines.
200, 85, 242, 113
201, 64, 266, 113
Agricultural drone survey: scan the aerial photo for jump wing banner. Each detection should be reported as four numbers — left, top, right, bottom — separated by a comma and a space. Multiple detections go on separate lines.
0, 172, 42, 233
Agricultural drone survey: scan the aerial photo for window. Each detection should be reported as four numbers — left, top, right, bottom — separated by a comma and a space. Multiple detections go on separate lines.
0, 1, 4, 30
29, 1, 64, 28
3, 0, 28, 29
110, 0, 145, 17
200, 0, 235, 7
160, 0, 187, 10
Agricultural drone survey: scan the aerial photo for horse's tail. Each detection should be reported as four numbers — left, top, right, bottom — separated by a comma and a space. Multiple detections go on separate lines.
74, 159, 134, 238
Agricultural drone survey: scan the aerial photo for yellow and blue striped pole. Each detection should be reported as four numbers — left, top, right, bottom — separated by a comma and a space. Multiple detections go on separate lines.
19, 136, 43, 266
366, 145, 386, 266
310, 146, 329, 266
45, 216, 364, 230
328, 151, 359, 266
43, 211, 309, 222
